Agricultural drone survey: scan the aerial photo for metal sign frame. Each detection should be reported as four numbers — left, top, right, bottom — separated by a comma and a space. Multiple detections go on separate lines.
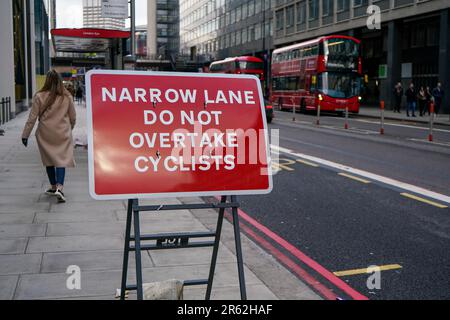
120, 195, 247, 300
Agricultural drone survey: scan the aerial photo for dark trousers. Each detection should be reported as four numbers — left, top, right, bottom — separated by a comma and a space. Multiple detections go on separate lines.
418, 100, 426, 116
394, 98, 402, 112
46, 166, 66, 186
435, 100, 442, 114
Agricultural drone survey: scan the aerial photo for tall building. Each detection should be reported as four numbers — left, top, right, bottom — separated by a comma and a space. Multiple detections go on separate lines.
180, 0, 273, 63
147, 0, 180, 60
83, 0, 125, 30
273, 0, 450, 112
0, 0, 51, 123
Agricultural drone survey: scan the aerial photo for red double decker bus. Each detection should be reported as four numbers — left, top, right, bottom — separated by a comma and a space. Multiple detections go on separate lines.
271, 35, 362, 114
209, 56, 264, 81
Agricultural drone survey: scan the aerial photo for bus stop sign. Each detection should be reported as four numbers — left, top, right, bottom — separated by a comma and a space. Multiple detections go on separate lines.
86, 70, 272, 200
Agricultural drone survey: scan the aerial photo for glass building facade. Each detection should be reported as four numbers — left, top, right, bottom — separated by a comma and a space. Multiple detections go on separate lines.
180, 0, 273, 62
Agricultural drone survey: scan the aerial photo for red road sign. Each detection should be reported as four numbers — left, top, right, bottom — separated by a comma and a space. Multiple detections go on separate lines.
86, 70, 272, 200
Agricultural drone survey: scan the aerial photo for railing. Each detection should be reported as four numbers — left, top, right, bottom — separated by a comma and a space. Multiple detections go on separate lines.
0, 97, 12, 126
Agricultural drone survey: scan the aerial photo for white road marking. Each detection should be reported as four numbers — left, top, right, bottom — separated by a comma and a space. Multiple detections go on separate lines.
354, 119, 450, 133
271, 144, 450, 205
407, 138, 450, 147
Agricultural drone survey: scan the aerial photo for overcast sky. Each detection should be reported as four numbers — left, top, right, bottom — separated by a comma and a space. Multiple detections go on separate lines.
55, 0, 148, 28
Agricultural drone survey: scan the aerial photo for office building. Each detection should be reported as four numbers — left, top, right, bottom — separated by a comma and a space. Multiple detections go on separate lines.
146, 0, 180, 60
273, 0, 450, 111
83, 0, 125, 30
180, 0, 273, 63
0, 0, 51, 123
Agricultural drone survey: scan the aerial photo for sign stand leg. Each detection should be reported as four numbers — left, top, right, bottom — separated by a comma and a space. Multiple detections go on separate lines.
120, 196, 247, 300
120, 199, 134, 300
205, 195, 227, 300
231, 195, 247, 300
133, 199, 144, 300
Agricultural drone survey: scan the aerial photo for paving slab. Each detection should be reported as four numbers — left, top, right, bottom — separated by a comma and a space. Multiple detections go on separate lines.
0, 254, 42, 275
35, 211, 118, 223
184, 284, 278, 300
0, 238, 28, 255
0, 276, 19, 299
26, 235, 124, 253
0, 223, 46, 238
41, 250, 153, 273
0, 213, 35, 225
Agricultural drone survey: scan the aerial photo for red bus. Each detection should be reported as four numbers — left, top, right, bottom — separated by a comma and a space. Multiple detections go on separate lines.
271, 35, 362, 114
209, 56, 264, 81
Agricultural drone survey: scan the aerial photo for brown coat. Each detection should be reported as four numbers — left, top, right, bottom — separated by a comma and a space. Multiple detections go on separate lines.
22, 91, 76, 168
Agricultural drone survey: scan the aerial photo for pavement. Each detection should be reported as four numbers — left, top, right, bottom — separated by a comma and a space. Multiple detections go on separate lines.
359, 106, 450, 126
0, 103, 321, 300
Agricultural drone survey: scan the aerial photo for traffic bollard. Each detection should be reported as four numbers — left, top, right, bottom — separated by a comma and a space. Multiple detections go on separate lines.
292, 98, 296, 122
429, 103, 435, 142
344, 107, 349, 129
316, 104, 321, 126
380, 100, 385, 135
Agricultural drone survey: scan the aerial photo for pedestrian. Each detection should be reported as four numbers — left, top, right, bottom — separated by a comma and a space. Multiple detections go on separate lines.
393, 82, 403, 113
21, 70, 76, 203
417, 86, 427, 117
66, 83, 75, 99
75, 86, 83, 104
405, 83, 417, 117
425, 86, 433, 116
432, 82, 444, 115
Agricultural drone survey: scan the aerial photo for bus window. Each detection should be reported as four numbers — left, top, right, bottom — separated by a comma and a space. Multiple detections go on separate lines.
311, 75, 317, 93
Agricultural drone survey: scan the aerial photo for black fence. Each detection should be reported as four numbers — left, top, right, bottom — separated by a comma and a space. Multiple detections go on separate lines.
0, 97, 12, 125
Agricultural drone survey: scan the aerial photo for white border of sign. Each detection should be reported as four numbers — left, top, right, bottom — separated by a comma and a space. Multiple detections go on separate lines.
86, 70, 273, 200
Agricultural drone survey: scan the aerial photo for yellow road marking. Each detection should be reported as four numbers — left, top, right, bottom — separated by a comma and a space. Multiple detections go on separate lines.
272, 158, 296, 172
338, 172, 371, 184
334, 264, 402, 277
296, 159, 319, 167
401, 193, 448, 209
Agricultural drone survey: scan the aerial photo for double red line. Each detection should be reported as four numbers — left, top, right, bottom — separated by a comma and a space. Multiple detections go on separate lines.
214, 197, 368, 300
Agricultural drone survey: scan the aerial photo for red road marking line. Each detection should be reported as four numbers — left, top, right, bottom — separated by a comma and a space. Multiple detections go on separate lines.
237, 218, 338, 300
235, 207, 369, 300
214, 197, 369, 300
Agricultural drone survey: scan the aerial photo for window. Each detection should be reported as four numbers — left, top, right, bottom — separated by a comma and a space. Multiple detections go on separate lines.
276, 10, 284, 31
242, 28, 247, 43
248, 0, 255, 16
309, 0, 318, 20
236, 31, 241, 45
323, 0, 331, 16
337, 0, 349, 12
286, 6, 295, 27
255, 23, 262, 39
296, 2, 306, 24
272, 77, 300, 91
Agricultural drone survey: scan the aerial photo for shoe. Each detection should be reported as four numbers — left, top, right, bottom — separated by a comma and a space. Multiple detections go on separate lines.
45, 189, 56, 196
54, 189, 66, 203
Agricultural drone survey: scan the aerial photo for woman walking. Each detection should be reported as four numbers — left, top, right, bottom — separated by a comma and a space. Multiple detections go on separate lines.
21, 70, 76, 203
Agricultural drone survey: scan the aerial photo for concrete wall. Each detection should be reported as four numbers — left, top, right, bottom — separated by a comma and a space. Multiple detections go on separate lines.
0, 1, 16, 117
